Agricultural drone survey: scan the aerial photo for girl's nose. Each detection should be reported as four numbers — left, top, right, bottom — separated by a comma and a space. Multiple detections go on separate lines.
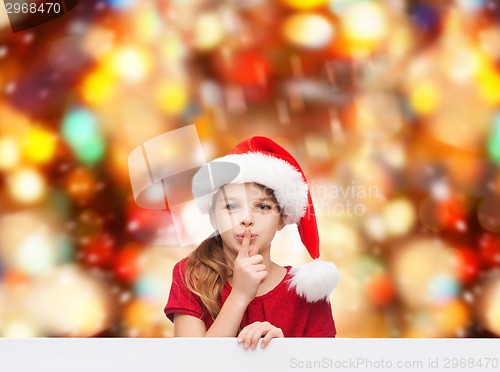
239, 209, 254, 227
240, 219, 254, 227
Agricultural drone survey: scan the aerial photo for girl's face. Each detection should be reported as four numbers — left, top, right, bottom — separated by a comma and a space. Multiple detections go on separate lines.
211, 183, 285, 256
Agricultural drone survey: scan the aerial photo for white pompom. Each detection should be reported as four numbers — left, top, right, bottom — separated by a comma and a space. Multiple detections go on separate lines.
287, 259, 340, 303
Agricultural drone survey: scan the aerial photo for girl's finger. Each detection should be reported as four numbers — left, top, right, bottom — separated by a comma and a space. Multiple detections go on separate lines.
255, 270, 268, 282
238, 324, 257, 349
250, 327, 266, 350
248, 255, 264, 265
244, 327, 259, 349
261, 327, 283, 349
237, 227, 251, 259
246, 323, 265, 350
260, 330, 275, 349
237, 328, 248, 344
254, 264, 266, 272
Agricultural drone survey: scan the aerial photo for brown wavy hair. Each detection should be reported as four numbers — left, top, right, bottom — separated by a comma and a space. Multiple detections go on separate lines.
183, 234, 231, 321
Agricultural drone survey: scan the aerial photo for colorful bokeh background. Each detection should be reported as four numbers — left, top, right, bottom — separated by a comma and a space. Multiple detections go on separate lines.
1, 0, 500, 338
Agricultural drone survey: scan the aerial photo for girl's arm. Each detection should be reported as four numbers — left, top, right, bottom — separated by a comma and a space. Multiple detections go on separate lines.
204, 293, 249, 337
173, 314, 206, 337
174, 293, 249, 337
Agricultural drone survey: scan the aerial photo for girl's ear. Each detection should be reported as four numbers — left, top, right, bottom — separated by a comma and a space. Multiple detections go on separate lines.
277, 215, 286, 231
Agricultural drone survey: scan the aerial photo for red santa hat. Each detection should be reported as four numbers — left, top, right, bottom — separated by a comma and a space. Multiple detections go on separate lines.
192, 136, 339, 302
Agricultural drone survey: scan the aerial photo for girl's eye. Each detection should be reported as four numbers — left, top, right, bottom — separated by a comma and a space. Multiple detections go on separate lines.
257, 204, 272, 211
226, 204, 239, 211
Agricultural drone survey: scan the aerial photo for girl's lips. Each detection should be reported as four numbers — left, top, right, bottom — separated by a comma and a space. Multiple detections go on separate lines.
236, 235, 257, 244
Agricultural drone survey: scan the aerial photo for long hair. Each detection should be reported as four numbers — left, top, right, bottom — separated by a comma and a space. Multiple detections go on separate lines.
184, 234, 231, 321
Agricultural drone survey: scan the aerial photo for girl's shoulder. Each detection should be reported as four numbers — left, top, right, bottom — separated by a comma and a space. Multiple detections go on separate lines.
174, 257, 189, 269
171, 257, 191, 280
172, 257, 202, 287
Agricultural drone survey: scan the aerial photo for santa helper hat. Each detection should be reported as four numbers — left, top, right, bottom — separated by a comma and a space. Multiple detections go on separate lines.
192, 136, 339, 303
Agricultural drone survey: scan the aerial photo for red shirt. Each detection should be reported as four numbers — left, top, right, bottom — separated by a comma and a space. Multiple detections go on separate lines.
164, 258, 336, 337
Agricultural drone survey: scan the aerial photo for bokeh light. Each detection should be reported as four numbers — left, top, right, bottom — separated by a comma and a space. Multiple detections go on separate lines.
476, 273, 500, 336
282, 13, 334, 50
282, 0, 328, 11
155, 81, 189, 115
428, 275, 461, 304
431, 300, 470, 337
0, 212, 73, 277
341, 1, 388, 54
22, 127, 57, 165
80, 67, 117, 106
0, 137, 20, 170
107, 46, 153, 83
456, 0, 486, 13
455, 247, 480, 284
62, 109, 106, 164
82, 26, 115, 60
26, 264, 115, 336
382, 198, 416, 237
64, 167, 98, 204
487, 112, 500, 163
6, 168, 47, 204
107, 0, 136, 11
392, 239, 460, 308
408, 81, 441, 115
193, 13, 225, 51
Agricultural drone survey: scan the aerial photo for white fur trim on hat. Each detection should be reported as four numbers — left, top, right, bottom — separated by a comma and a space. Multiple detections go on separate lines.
193, 152, 309, 225
287, 259, 340, 302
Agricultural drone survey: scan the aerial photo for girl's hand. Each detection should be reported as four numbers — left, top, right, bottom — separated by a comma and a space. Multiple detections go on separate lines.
237, 321, 284, 350
231, 227, 267, 304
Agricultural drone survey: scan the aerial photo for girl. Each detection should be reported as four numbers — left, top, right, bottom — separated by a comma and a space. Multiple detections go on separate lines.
164, 136, 339, 349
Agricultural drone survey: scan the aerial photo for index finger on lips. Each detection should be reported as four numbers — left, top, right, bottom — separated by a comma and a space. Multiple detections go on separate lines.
237, 227, 251, 258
